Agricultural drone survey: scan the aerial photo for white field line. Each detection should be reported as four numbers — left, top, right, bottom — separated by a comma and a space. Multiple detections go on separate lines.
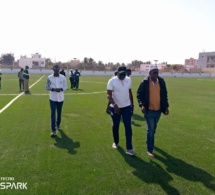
0, 91, 106, 96
0, 75, 45, 114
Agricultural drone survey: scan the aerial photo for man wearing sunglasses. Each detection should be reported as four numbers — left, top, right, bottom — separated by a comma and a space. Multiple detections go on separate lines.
107, 66, 136, 155
137, 65, 169, 157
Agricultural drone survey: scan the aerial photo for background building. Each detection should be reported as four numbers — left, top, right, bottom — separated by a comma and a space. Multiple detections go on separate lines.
184, 57, 198, 71
69, 58, 80, 68
198, 52, 215, 68
18, 53, 46, 69
140, 63, 166, 72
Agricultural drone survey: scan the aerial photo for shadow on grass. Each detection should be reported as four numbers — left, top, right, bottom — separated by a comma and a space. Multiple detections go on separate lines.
132, 113, 145, 122
155, 146, 215, 193
118, 146, 180, 195
54, 129, 80, 155
71, 88, 84, 91
131, 113, 145, 127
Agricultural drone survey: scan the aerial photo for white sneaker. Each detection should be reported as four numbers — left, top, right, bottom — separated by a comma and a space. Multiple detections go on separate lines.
112, 143, 118, 149
147, 151, 155, 157
126, 149, 136, 156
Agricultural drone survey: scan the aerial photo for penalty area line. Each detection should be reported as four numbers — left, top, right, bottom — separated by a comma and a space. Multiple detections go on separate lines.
0, 75, 45, 114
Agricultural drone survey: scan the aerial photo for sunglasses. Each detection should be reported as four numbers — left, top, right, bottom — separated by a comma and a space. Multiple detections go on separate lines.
152, 71, 158, 75
119, 73, 126, 76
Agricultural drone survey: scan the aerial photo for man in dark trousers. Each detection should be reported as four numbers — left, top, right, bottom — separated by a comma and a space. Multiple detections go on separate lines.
17, 68, 24, 92
137, 65, 169, 157
46, 65, 68, 137
74, 69, 81, 90
69, 69, 74, 89
23, 65, 30, 94
107, 66, 136, 156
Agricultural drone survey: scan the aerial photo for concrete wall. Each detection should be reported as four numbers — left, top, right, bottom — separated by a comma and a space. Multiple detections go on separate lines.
1, 69, 215, 78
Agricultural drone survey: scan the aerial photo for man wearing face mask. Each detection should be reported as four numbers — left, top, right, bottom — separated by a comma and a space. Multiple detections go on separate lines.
107, 66, 136, 155
46, 64, 68, 137
137, 65, 169, 157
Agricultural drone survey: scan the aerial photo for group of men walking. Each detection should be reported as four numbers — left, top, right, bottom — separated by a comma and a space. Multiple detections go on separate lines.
107, 65, 169, 157
22, 63, 168, 158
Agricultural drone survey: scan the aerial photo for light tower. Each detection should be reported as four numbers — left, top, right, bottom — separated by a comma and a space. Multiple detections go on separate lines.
154, 60, 158, 65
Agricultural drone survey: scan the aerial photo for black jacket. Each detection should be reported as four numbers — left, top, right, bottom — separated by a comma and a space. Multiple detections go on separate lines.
137, 76, 169, 114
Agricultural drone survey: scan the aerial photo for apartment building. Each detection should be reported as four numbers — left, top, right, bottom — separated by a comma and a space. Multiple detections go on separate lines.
18, 53, 46, 68
198, 52, 215, 68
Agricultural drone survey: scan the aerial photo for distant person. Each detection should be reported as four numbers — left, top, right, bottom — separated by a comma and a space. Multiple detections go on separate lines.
23, 65, 30, 94
60, 69, 66, 77
69, 69, 74, 89
106, 70, 118, 114
46, 65, 68, 137
74, 69, 81, 90
17, 68, 24, 92
0, 70, 2, 89
107, 66, 136, 156
126, 68, 132, 77
137, 65, 169, 157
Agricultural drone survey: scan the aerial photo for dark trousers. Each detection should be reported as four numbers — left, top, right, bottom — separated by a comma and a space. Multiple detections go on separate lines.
19, 79, 24, 91
70, 79, 73, 88
75, 79, 79, 89
110, 105, 133, 150
49, 100, 64, 131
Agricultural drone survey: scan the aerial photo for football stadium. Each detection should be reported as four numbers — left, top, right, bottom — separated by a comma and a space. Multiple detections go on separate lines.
0, 69, 215, 194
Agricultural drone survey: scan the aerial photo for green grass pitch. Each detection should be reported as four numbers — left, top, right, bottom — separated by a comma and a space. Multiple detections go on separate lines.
0, 74, 215, 194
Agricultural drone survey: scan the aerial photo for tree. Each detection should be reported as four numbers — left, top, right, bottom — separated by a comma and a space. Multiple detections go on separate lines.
0, 53, 15, 65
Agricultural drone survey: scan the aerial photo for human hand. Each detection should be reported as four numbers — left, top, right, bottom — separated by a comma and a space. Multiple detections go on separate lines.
141, 106, 146, 114
55, 88, 61, 92
164, 108, 169, 115
114, 104, 120, 114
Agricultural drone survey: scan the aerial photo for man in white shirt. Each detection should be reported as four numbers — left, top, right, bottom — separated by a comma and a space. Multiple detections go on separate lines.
107, 66, 136, 155
46, 65, 68, 137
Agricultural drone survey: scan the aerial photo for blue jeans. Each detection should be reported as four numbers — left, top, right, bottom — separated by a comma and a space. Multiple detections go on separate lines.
144, 110, 161, 152
50, 100, 64, 131
110, 106, 133, 150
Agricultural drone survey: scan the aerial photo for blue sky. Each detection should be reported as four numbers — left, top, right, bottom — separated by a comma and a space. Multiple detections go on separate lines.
1, 0, 215, 64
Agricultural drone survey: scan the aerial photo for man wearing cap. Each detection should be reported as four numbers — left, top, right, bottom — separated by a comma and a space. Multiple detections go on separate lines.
137, 65, 169, 157
46, 65, 68, 137
23, 65, 30, 94
107, 66, 136, 155
17, 68, 24, 92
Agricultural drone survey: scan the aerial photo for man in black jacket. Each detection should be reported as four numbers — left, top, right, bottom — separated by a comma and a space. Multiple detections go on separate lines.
137, 65, 169, 157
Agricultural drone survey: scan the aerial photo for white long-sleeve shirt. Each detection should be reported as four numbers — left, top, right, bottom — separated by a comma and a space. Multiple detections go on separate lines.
46, 74, 68, 102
